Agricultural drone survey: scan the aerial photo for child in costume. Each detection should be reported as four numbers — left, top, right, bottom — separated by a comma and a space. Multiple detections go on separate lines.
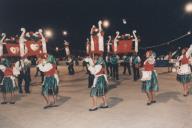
88, 56, 109, 111
141, 50, 159, 105
37, 54, 59, 109
0, 59, 19, 104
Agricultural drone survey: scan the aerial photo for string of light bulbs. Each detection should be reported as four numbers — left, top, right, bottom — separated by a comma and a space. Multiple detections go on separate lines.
140, 31, 191, 50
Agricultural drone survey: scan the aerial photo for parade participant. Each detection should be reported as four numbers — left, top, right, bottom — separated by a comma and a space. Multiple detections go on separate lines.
0, 59, 19, 104
37, 54, 59, 109
168, 52, 174, 72
82, 59, 88, 73
141, 50, 159, 105
84, 55, 94, 88
123, 53, 132, 75
35, 56, 45, 83
131, 52, 141, 81
164, 48, 180, 73
110, 54, 119, 80
88, 55, 108, 111
105, 54, 112, 77
176, 45, 192, 97
15, 57, 31, 95
67, 56, 75, 75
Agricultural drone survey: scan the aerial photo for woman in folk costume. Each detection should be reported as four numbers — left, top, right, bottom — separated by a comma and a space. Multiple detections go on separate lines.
141, 50, 159, 105
0, 59, 19, 104
37, 54, 59, 109
176, 45, 192, 97
88, 56, 109, 111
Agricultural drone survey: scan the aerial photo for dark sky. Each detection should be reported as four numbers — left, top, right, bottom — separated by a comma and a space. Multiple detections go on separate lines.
0, 0, 192, 55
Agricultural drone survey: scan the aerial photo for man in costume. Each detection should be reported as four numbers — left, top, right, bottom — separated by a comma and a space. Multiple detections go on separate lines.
110, 54, 119, 80
131, 52, 141, 81
67, 56, 75, 75
15, 57, 31, 95
105, 54, 112, 77
123, 53, 132, 75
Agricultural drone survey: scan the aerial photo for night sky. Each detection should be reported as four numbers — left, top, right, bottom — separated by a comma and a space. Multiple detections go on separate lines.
0, 0, 192, 56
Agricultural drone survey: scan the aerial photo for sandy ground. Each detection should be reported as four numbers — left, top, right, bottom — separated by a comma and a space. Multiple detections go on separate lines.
0, 66, 192, 128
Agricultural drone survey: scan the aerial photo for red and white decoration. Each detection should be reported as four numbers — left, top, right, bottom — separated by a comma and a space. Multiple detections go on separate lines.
111, 32, 133, 54
90, 20, 104, 55
0, 33, 6, 57
110, 30, 139, 54
5, 44, 20, 56
107, 36, 112, 53
2, 28, 47, 57
25, 41, 42, 56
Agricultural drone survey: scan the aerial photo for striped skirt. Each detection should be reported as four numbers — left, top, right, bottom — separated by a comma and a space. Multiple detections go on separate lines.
177, 74, 191, 84
1, 77, 15, 93
42, 76, 58, 96
142, 71, 159, 92
90, 75, 108, 97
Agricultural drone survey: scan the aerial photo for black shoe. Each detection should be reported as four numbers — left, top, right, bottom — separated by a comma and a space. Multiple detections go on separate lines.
100, 105, 109, 109
50, 104, 59, 107
151, 101, 156, 104
43, 105, 51, 109
147, 102, 152, 106
89, 107, 98, 111
1, 101, 7, 104
9, 102, 15, 104
183, 94, 188, 97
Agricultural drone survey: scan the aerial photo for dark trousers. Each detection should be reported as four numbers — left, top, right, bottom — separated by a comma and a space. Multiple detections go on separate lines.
106, 63, 111, 76
132, 65, 140, 81
111, 64, 119, 80
18, 73, 31, 94
68, 65, 75, 75
40, 71, 44, 83
85, 65, 89, 74
35, 67, 40, 76
123, 62, 131, 75
88, 73, 94, 88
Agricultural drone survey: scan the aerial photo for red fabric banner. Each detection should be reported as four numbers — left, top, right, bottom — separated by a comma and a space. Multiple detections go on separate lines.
25, 41, 42, 56
5, 44, 20, 56
90, 35, 103, 55
112, 39, 133, 54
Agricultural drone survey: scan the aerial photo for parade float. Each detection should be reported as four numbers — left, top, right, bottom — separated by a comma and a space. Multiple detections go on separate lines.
0, 28, 47, 58
107, 30, 139, 55
87, 20, 140, 57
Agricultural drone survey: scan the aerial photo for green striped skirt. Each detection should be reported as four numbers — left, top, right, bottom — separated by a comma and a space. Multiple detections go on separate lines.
142, 71, 159, 92
90, 75, 108, 97
1, 77, 15, 93
177, 74, 191, 84
42, 76, 58, 96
